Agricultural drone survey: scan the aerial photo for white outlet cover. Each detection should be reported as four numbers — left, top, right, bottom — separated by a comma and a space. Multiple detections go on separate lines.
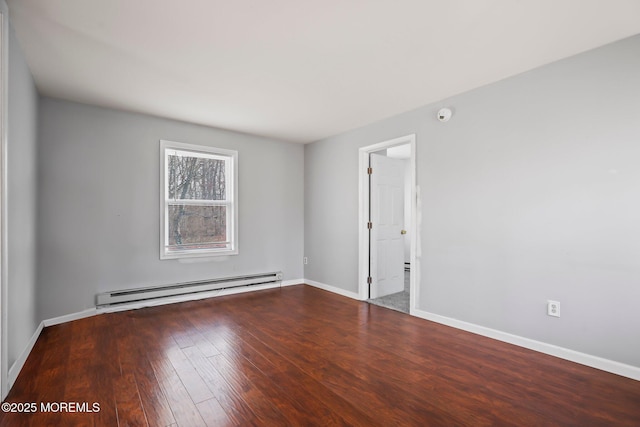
547, 300, 561, 317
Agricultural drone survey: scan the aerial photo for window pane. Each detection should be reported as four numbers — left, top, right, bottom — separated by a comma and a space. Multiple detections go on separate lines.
168, 154, 226, 200
167, 205, 229, 250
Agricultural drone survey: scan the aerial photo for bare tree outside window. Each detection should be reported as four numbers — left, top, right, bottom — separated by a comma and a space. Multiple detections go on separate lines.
161, 141, 238, 259
167, 155, 226, 201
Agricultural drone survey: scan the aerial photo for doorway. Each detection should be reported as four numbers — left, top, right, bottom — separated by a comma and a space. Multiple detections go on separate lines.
358, 135, 417, 314
0, 3, 7, 399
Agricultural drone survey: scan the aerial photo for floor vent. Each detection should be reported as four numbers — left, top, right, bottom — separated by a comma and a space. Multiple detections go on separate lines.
96, 271, 283, 307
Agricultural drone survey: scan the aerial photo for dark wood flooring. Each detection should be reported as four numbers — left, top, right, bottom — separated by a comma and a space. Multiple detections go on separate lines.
1, 284, 639, 426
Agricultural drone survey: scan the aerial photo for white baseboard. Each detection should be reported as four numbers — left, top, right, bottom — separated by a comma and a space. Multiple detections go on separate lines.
9, 308, 99, 389
10, 283, 636, 400
8, 322, 43, 389
411, 308, 640, 381
43, 308, 97, 327
281, 279, 304, 287
303, 279, 361, 300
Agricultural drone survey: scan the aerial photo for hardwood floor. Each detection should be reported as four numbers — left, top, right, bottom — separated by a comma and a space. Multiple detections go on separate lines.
1, 284, 639, 426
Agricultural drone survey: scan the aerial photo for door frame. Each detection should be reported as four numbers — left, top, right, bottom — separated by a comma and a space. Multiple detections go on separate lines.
358, 134, 418, 313
0, 0, 8, 399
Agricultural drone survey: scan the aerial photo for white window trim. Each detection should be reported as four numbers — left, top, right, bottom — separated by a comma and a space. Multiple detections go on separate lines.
160, 140, 238, 259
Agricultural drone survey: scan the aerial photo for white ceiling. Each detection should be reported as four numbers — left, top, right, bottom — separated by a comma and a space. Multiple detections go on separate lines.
7, 1, 640, 143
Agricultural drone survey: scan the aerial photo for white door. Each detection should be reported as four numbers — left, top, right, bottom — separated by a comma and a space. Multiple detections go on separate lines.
370, 153, 405, 299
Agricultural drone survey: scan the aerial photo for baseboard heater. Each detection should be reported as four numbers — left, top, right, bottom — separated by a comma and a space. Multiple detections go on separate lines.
96, 271, 283, 307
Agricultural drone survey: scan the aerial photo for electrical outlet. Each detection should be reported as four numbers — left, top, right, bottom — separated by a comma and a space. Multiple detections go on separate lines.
547, 300, 560, 317
303, 257, 308, 265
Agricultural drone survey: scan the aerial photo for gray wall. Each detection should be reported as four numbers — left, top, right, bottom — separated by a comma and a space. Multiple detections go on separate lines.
37, 99, 304, 320
305, 35, 640, 367
7, 24, 39, 368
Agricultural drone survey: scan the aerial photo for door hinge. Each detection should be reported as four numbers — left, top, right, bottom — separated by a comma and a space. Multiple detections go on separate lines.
367, 167, 373, 175
367, 221, 372, 229
367, 276, 372, 284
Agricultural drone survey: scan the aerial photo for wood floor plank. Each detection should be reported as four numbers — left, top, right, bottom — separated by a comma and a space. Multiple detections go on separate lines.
180, 344, 258, 426
148, 356, 208, 427
194, 317, 374, 426
218, 351, 328, 427
196, 397, 232, 427
134, 310, 208, 427
299, 291, 628, 424
264, 286, 614, 424
58, 318, 101, 427
113, 372, 149, 427
117, 315, 176, 427
165, 313, 294, 426
175, 307, 347, 426
182, 300, 371, 425
260, 290, 542, 424
205, 289, 468, 425
207, 353, 293, 426
112, 315, 150, 427
91, 313, 123, 427
2, 285, 639, 426
165, 345, 215, 405
224, 310, 463, 425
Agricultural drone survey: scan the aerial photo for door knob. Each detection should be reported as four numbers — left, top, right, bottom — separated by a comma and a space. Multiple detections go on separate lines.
401, 230, 407, 235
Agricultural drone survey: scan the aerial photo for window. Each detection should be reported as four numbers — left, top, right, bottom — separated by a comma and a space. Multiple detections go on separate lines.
160, 140, 238, 259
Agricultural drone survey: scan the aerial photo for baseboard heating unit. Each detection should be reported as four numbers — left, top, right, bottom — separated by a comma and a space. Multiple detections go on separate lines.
96, 271, 283, 307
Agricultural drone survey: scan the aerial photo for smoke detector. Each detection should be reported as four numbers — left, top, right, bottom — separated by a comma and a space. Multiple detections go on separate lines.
437, 108, 452, 122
